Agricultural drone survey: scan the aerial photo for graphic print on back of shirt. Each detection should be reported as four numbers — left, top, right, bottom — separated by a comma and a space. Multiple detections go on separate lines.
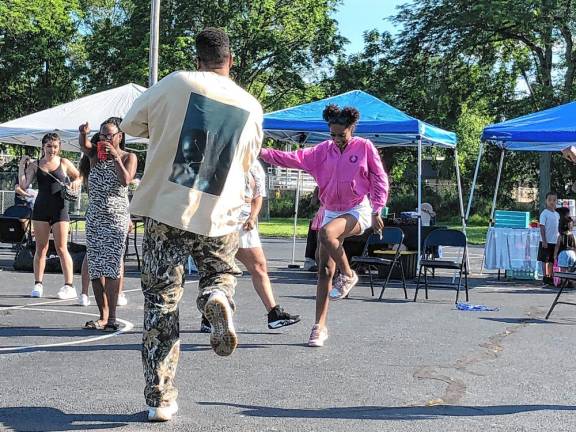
169, 92, 250, 195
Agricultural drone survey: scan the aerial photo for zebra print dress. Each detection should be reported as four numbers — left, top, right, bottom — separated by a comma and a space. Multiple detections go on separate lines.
86, 159, 129, 279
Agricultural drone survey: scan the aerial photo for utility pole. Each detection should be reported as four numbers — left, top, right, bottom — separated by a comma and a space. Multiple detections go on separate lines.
148, 0, 160, 86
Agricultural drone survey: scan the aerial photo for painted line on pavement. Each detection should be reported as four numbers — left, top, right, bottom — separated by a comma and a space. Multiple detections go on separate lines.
0, 307, 134, 352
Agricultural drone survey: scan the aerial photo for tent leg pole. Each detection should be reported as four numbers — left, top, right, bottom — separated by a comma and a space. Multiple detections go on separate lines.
288, 170, 301, 268
490, 149, 506, 225
465, 141, 484, 222
481, 149, 505, 275
417, 137, 422, 271
453, 148, 467, 283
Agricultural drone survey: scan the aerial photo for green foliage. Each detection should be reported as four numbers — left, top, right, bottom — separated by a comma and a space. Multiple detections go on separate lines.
0, 0, 84, 121
80, 0, 343, 109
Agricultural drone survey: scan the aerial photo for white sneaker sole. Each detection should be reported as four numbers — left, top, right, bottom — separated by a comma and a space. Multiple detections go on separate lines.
31, 292, 42, 298
148, 402, 178, 422
204, 293, 237, 357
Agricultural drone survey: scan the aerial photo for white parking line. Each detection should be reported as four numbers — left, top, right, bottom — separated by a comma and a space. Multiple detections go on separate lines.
0, 307, 134, 352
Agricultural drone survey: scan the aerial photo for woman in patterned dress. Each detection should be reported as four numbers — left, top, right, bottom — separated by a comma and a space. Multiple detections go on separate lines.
78, 118, 137, 331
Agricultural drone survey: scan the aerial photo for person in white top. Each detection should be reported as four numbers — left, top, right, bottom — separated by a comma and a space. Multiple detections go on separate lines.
120, 28, 263, 422
199, 160, 300, 332
538, 192, 559, 285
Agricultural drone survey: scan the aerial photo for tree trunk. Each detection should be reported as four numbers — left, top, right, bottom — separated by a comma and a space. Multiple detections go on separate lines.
539, 153, 551, 212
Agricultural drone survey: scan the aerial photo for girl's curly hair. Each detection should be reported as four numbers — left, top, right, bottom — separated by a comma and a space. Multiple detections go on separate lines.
322, 104, 360, 127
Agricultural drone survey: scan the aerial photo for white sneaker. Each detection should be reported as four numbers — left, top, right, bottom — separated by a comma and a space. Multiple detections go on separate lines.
148, 402, 178, 422
117, 293, 128, 306
204, 291, 237, 357
78, 293, 90, 306
57, 285, 78, 300
31, 283, 43, 298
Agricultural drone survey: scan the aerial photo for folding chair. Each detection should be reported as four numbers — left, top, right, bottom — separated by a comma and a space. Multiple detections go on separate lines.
351, 227, 407, 300
0, 216, 29, 249
546, 270, 576, 319
414, 229, 468, 303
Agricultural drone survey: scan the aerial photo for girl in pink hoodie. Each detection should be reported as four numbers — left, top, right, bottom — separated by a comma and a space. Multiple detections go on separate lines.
260, 104, 389, 347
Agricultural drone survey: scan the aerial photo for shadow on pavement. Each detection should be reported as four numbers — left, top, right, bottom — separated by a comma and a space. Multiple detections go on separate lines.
197, 402, 576, 421
0, 342, 305, 355
0, 407, 144, 431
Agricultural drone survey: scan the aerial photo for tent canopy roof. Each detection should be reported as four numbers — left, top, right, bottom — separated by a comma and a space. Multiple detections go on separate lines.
263, 90, 456, 148
482, 100, 576, 152
0, 83, 147, 152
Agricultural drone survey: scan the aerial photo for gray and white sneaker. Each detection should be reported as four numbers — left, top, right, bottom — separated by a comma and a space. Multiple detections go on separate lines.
148, 401, 178, 422
329, 271, 359, 300
204, 291, 237, 357
31, 283, 43, 298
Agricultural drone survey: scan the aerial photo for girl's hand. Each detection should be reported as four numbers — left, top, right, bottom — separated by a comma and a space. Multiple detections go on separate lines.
372, 214, 384, 232
79, 122, 90, 135
105, 143, 120, 159
70, 178, 82, 191
243, 217, 257, 231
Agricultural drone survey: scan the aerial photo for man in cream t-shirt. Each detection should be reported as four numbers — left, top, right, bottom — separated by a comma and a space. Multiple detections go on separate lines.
121, 28, 263, 422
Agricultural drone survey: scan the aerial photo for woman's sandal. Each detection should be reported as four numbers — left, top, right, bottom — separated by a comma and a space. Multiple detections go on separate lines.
102, 322, 120, 332
83, 320, 104, 330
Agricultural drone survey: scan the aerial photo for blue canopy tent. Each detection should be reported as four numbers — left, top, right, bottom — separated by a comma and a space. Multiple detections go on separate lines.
466, 100, 576, 228
263, 90, 461, 267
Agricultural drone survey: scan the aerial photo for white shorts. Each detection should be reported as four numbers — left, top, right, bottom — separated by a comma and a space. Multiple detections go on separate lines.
322, 198, 373, 234
238, 211, 262, 249
239, 227, 261, 249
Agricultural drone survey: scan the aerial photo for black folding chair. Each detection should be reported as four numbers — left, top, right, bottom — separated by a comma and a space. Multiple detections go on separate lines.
0, 216, 30, 251
414, 229, 468, 303
546, 271, 576, 319
351, 227, 407, 300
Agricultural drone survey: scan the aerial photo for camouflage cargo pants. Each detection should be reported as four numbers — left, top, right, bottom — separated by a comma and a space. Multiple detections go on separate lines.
141, 217, 241, 408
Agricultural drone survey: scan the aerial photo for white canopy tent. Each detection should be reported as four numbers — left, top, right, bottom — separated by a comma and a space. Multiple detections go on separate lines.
0, 83, 147, 152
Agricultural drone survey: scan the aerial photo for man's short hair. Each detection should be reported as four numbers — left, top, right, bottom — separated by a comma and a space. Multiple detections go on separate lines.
196, 27, 230, 67
546, 191, 557, 199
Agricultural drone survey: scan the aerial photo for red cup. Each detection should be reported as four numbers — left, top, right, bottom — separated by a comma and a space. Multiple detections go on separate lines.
97, 141, 108, 161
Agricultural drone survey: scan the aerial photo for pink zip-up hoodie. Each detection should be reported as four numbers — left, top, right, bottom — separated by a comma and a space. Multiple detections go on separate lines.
260, 137, 389, 213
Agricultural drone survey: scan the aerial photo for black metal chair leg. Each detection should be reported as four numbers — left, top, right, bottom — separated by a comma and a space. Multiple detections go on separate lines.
545, 284, 566, 319
133, 227, 141, 272
368, 267, 374, 297
414, 265, 423, 302
379, 263, 394, 300
464, 263, 469, 302
455, 269, 463, 304
424, 266, 429, 299
400, 261, 407, 299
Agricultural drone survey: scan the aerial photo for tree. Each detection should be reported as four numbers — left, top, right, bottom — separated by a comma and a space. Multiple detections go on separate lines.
81, 0, 344, 109
0, 0, 84, 121
394, 0, 576, 210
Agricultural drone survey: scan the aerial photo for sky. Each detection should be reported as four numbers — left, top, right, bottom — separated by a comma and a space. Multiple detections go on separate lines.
333, 0, 407, 54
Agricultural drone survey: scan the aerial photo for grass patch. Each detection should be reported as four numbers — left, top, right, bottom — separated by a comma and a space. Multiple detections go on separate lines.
259, 218, 310, 237
71, 216, 488, 245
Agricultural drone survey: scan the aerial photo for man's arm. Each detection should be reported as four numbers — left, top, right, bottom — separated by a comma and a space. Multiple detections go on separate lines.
121, 89, 152, 138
